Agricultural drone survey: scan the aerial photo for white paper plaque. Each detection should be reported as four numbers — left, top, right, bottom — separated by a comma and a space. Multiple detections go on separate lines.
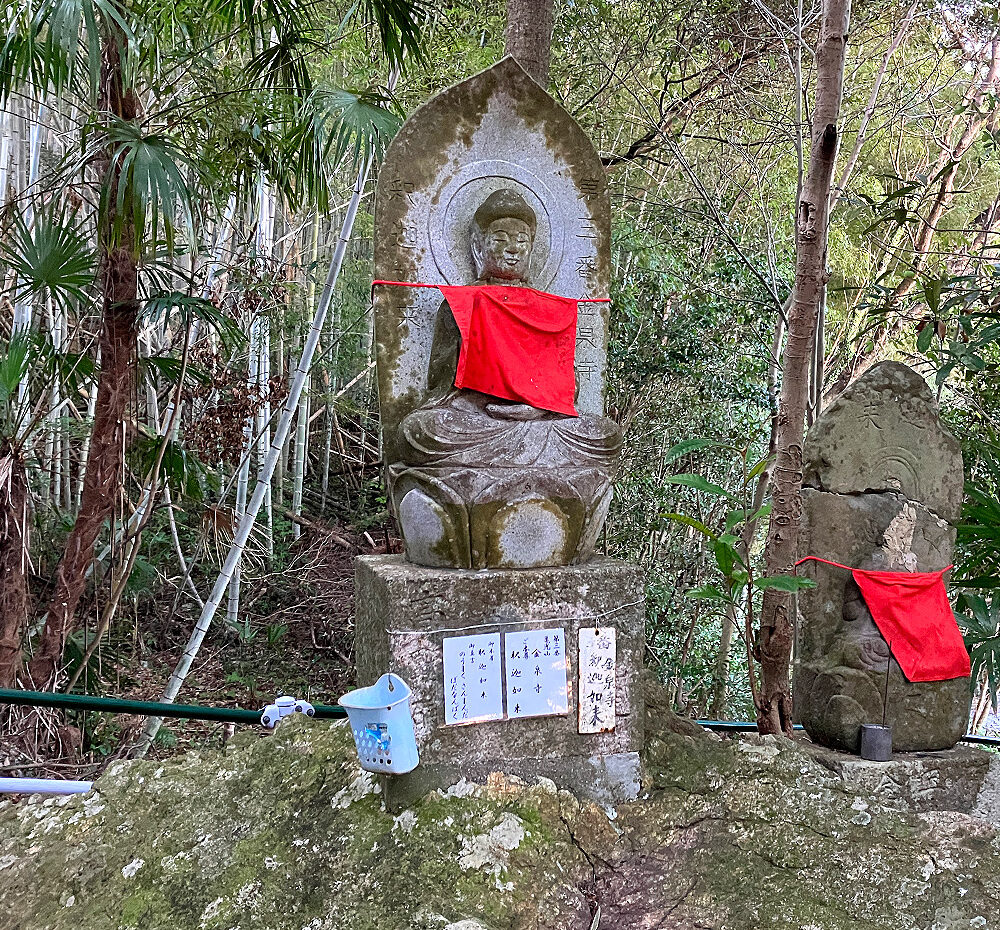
443, 633, 503, 725
578, 627, 616, 733
504, 629, 568, 719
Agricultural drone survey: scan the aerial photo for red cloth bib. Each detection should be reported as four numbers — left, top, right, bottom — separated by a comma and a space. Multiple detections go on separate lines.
437, 285, 579, 416
797, 557, 971, 682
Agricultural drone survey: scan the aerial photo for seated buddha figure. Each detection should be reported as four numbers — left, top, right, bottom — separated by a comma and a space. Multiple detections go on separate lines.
389, 188, 622, 569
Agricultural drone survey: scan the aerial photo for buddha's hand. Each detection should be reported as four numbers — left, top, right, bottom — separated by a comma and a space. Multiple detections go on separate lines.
486, 402, 547, 421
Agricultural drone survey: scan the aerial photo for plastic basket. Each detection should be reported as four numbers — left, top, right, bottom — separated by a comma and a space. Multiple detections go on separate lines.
339, 673, 419, 774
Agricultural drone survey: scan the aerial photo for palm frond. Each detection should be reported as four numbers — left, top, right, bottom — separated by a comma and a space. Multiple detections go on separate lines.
0, 202, 97, 311
0, 13, 57, 101
279, 86, 400, 209
0, 335, 33, 411
956, 591, 1000, 711
94, 119, 198, 253
0, 0, 135, 100
243, 29, 316, 99
200, 0, 313, 54
357, 0, 428, 66
142, 292, 244, 347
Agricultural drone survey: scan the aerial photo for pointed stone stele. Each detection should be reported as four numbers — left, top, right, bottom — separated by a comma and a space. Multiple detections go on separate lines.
795, 361, 971, 752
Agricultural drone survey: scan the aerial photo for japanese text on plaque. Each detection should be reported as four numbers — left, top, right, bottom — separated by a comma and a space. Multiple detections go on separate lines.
578, 627, 616, 733
442, 633, 503, 725
505, 629, 568, 719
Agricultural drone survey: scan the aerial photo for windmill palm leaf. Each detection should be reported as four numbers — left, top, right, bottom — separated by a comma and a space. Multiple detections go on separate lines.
142, 292, 244, 348
0, 0, 135, 100
280, 86, 401, 209
359, 0, 428, 66
93, 119, 198, 252
0, 203, 97, 311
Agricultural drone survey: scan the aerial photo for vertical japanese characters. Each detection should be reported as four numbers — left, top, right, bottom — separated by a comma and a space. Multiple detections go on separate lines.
505, 629, 568, 718
578, 628, 616, 733
442, 626, 618, 729
443, 633, 503, 725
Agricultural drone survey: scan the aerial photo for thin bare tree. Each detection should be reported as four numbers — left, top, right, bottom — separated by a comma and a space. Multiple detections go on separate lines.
757, 0, 852, 736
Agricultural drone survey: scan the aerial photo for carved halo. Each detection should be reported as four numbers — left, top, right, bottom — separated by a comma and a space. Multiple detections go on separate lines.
428, 159, 564, 289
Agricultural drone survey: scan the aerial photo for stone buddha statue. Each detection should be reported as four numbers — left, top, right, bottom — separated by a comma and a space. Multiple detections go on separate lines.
388, 189, 622, 570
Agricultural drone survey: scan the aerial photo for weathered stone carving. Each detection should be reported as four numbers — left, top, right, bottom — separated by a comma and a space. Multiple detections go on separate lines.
795, 361, 971, 752
373, 58, 621, 569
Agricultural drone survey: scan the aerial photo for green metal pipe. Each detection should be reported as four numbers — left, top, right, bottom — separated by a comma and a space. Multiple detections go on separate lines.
0, 689, 345, 724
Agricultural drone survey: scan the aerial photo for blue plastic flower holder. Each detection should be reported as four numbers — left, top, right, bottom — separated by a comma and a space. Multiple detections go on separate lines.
339, 673, 419, 775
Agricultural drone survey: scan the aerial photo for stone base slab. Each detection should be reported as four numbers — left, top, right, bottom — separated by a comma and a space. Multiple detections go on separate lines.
385, 752, 642, 811
804, 741, 994, 814
354, 555, 645, 803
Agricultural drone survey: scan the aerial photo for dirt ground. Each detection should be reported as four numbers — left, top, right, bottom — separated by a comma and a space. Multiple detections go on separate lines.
0, 519, 402, 781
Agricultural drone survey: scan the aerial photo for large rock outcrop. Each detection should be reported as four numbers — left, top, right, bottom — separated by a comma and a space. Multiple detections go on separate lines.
2, 699, 1000, 929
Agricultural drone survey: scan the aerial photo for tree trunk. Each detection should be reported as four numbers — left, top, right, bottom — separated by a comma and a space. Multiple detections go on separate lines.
757, 0, 851, 736
504, 0, 554, 86
0, 443, 31, 688
28, 30, 140, 687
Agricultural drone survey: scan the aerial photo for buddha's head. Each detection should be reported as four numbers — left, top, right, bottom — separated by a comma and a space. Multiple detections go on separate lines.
471, 188, 536, 283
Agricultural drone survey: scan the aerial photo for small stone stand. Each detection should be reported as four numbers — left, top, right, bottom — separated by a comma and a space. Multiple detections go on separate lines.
805, 741, 995, 814
354, 555, 645, 807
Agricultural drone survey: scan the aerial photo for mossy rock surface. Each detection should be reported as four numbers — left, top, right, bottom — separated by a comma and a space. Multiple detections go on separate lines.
2, 710, 999, 929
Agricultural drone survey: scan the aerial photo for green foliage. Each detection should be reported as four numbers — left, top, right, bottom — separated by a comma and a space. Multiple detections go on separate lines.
954, 445, 1000, 711
0, 204, 97, 311
93, 120, 197, 252
909, 265, 1000, 388
127, 434, 218, 501
657, 435, 814, 715
0, 335, 32, 416
955, 593, 1000, 711
142, 292, 245, 348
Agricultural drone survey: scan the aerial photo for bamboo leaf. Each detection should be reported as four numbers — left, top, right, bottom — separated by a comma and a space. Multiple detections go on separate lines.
663, 438, 724, 465
754, 574, 817, 592
665, 473, 738, 500
686, 584, 728, 602
660, 512, 717, 540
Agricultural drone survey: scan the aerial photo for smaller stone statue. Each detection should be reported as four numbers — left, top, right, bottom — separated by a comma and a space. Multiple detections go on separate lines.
795, 362, 971, 752
389, 189, 621, 570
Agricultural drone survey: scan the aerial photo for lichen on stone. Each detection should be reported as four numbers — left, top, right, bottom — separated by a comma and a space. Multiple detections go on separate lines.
2, 711, 1000, 929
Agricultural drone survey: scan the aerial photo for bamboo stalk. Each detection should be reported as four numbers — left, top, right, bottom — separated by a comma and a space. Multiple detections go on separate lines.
75, 350, 100, 509
292, 212, 321, 538
13, 101, 45, 422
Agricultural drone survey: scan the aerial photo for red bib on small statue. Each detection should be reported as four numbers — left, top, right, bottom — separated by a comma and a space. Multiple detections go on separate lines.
851, 568, 970, 682
438, 285, 579, 417
798, 557, 971, 682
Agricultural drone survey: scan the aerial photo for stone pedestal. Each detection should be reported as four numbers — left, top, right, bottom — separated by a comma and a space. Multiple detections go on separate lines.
805, 742, 995, 816
355, 555, 645, 805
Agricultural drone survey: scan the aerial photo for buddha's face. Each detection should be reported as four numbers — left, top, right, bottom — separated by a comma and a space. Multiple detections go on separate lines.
473, 217, 533, 282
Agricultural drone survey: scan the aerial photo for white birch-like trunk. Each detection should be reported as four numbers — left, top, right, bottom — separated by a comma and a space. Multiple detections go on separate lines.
227, 327, 255, 629
292, 212, 321, 537
256, 176, 275, 559
0, 108, 11, 207
76, 352, 100, 509
13, 102, 45, 421
43, 296, 61, 504
135, 155, 373, 754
